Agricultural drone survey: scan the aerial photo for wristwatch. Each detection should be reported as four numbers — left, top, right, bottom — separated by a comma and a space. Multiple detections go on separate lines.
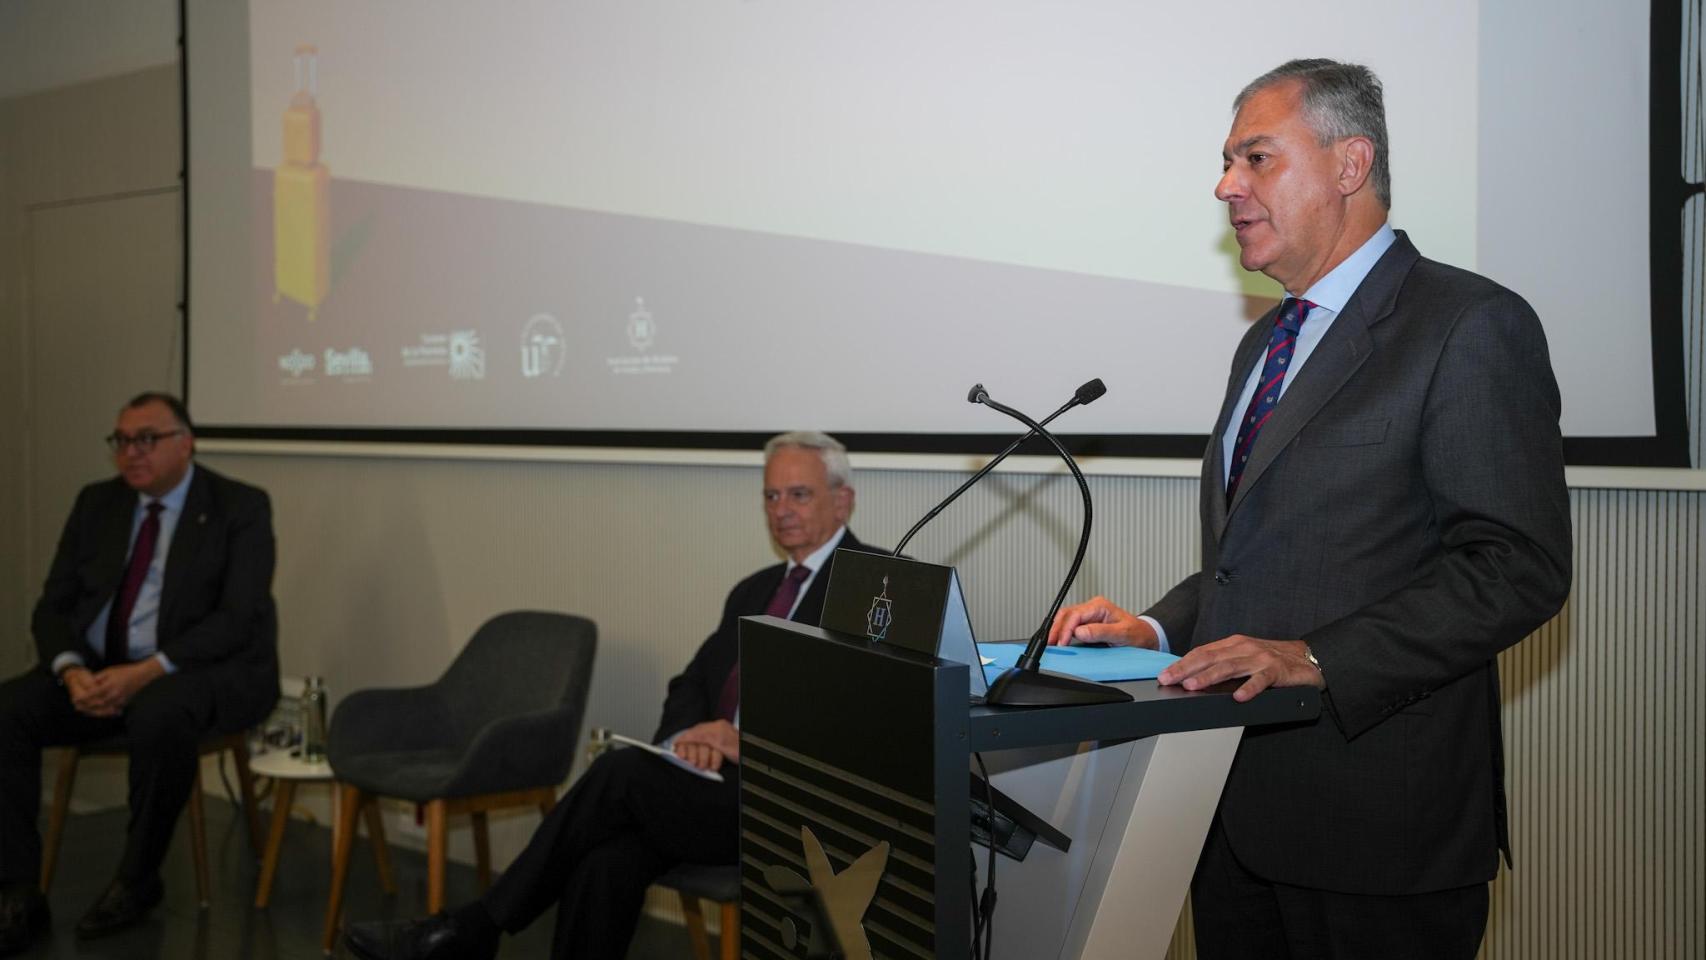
1303, 644, 1325, 683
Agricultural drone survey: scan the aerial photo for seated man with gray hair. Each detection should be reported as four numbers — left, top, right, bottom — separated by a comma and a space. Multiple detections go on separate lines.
346, 431, 875, 960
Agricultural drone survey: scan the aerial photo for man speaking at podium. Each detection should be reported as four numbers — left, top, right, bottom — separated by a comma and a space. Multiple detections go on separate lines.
347, 431, 874, 960
1049, 60, 1571, 958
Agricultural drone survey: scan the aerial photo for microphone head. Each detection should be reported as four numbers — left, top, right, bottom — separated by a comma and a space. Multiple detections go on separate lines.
967, 383, 989, 404
1075, 378, 1107, 405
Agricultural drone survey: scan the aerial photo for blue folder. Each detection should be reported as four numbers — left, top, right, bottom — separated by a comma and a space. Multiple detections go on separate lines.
977, 642, 1179, 683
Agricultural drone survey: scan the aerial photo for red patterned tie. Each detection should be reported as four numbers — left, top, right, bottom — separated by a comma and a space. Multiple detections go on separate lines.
717, 564, 812, 721
1226, 298, 1313, 504
105, 501, 164, 665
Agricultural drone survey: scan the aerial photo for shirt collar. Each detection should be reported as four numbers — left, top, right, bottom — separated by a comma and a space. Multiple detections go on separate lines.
789, 525, 848, 576
147, 462, 196, 514
1295, 222, 1397, 314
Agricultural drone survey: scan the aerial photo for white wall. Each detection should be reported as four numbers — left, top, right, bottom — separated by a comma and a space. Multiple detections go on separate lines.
0, 0, 177, 100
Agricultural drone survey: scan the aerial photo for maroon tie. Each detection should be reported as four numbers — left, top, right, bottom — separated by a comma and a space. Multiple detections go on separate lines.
717, 564, 812, 721
105, 501, 164, 665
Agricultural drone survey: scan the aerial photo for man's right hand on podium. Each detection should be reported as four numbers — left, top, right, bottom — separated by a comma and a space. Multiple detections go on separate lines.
1048, 596, 1160, 650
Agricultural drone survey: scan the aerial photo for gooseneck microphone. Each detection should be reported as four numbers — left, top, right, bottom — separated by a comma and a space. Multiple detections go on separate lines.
892, 379, 1106, 559
971, 384, 1133, 707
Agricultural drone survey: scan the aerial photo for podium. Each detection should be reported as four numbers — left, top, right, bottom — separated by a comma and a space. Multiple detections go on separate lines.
735, 616, 1320, 960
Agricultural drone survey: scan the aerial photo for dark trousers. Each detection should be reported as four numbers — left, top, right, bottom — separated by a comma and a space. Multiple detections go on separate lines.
0, 667, 227, 887
1191, 817, 1490, 960
481, 746, 738, 960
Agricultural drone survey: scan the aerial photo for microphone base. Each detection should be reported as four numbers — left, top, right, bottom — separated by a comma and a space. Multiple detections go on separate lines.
983, 666, 1135, 707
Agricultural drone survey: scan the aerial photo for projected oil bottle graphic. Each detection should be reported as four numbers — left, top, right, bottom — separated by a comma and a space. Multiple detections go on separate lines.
273, 45, 330, 322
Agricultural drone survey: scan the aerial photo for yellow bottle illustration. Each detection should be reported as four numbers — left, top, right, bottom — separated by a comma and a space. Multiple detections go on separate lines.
274, 45, 330, 322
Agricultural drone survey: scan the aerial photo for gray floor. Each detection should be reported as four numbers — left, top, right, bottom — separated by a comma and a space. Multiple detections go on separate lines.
15, 796, 711, 959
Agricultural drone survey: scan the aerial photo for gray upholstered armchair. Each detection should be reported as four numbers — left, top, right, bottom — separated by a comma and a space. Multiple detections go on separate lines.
319, 611, 597, 950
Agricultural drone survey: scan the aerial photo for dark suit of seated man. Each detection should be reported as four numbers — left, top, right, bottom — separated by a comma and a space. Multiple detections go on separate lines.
345, 430, 876, 960
0, 392, 278, 954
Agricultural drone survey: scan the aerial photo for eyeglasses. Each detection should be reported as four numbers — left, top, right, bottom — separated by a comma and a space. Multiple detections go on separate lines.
105, 429, 183, 453
763, 486, 821, 507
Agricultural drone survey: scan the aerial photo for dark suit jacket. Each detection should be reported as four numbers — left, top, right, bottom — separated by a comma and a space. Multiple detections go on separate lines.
30, 464, 280, 731
1146, 232, 1571, 896
653, 530, 870, 744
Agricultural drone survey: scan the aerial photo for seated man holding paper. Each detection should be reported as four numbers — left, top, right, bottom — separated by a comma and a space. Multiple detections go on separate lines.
346, 431, 875, 960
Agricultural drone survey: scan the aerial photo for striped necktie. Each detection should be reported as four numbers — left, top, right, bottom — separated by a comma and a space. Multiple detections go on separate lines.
1226, 297, 1313, 504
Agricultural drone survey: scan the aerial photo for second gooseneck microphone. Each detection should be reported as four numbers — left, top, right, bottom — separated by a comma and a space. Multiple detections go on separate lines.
891, 379, 1106, 559
971, 382, 1132, 707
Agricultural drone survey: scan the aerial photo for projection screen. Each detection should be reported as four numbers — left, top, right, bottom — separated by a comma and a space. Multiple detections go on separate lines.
185, 0, 1688, 463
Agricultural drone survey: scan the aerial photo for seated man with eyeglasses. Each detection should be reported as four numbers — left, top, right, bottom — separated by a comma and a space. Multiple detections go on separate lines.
0, 392, 277, 954
345, 431, 874, 960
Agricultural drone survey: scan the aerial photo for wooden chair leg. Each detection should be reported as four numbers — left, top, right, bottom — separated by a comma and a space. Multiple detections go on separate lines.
471, 811, 492, 892
719, 899, 740, 960
361, 799, 396, 895
230, 739, 265, 856
189, 763, 211, 907
39, 747, 80, 892
680, 892, 712, 960
322, 783, 365, 953
252, 779, 295, 908
426, 799, 448, 914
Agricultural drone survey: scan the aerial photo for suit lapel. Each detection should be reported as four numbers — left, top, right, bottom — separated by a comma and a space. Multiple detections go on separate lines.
95, 483, 139, 597
793, 567, 830, 623
159, 469, 212, 629
1210, 314, 1277, 541
1226, 316, 1374, 518
790, 531, 859, 623
1223, 234, 1420, 522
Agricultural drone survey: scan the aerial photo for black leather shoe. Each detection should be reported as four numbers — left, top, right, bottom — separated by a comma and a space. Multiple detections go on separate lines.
0, 885, 50, 958
74, 876, 163, 941
345, 911, 498, 960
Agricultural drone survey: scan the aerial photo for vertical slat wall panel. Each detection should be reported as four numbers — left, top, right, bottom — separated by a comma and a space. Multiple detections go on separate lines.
1478, 490, 1706, 960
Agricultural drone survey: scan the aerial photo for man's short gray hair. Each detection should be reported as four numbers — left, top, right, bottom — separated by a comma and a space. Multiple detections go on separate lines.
764, 431, 852, 488
1236, 58, 1391, 209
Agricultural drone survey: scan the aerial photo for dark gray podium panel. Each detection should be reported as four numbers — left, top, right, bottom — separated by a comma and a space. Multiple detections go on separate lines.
739, 616, 970, 960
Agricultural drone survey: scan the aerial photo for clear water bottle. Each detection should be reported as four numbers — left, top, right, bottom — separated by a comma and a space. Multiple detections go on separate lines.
301, 676, 328, 763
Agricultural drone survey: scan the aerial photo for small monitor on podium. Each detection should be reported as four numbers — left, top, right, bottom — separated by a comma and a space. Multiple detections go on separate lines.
820, 548, 989, 698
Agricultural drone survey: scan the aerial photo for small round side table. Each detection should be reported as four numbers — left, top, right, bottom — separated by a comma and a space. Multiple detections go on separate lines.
250, 749, 395, 909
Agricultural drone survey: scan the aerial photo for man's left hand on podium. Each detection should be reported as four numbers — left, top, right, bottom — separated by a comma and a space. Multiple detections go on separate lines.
1158, 635, 1324, 702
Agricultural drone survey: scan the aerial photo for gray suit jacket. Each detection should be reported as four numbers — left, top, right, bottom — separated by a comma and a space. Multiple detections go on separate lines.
1147, 231, 1571, 895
